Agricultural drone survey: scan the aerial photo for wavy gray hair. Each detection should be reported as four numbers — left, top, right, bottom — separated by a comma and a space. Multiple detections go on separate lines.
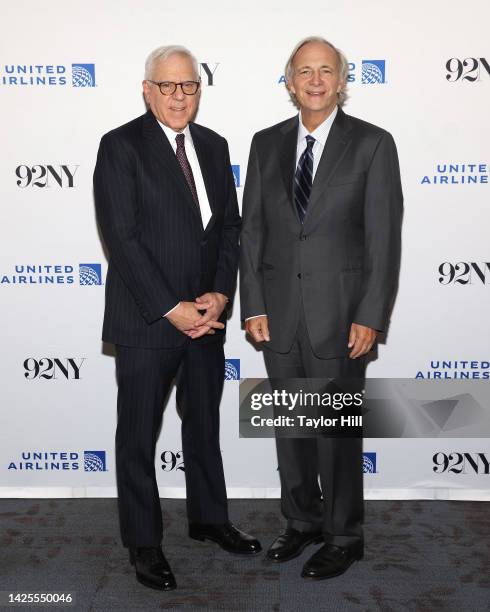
284, 36, 349, 107
144, 45, 199, 80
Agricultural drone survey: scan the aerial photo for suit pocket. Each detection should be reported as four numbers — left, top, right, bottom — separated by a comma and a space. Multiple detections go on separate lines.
329, 172, 365, 187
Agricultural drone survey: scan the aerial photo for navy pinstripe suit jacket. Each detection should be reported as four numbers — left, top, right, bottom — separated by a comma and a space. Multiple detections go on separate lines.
93, 110, 241, 348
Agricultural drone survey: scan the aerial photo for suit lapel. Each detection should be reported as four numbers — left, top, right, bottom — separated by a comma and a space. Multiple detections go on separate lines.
141, 110, 202, 223
304, 109, 353, 224
278, 116, 300, 220
189, 123, 217, 234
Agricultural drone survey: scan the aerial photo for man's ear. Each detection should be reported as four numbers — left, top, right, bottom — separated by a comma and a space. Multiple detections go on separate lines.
142, 80, 150, 103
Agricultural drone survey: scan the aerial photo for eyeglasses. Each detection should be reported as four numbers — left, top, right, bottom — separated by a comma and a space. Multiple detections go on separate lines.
146, 80, 201, 96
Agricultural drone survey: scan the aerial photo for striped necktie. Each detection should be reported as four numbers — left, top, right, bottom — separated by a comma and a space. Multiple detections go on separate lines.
175, 133, 201, 215
294, 135, 315, 224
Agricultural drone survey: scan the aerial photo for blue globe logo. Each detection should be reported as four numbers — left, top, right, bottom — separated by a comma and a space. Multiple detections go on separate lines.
363, 455, 375, 473
80, 265, 101, 285
361, 62, 384, 84
72, 65, 95, 87
84, 453, 105, 472
224, 362, 239, 380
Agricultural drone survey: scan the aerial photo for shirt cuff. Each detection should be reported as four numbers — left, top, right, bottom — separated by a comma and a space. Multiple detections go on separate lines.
245, 314, 266, 321
163, 302, 180, 317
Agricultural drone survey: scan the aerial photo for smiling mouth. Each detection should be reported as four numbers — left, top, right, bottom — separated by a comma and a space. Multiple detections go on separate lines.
306, 91, 325, 96
171, 107, 186, 112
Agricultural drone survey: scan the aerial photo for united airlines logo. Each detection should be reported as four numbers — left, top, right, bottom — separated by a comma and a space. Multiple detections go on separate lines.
231, 165, 240, 188
79, 264, 102, 285
1, 263, 103, 286
224, 359, 240, 380
363, 452, 377, 473
0, 63, 96, 87
361, 60, 386, 84
72, 64, 96, 87
278, 59, 387, 85
415, 360, 490, 380
7, 450, 107, 471
346, 60, 387, 84
84, 451, 107, 472
421, 163, 489, 185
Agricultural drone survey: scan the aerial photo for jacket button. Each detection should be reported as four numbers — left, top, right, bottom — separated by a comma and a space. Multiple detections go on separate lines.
297, 273, 302, 279
300, 235, 307, 241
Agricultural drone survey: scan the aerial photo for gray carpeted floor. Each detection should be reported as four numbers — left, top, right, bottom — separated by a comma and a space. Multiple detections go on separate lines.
1, 499, 489, 611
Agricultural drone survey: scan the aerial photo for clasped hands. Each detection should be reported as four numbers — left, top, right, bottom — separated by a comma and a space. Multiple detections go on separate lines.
166, 292, 228, 339
245, 316, 376, 358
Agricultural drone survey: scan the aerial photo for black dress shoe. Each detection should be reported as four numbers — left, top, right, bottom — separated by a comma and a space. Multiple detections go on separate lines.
266, 528, 323, 563
129, 546, 177, 591
301, 543, 363, 580
189, 522, 262, 555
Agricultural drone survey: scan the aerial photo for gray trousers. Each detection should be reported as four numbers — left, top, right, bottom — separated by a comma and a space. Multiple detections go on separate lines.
263, 304, 365, 551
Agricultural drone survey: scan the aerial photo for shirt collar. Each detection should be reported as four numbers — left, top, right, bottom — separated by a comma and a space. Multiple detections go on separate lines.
298, 105, 338, 146
157, 119, 193, 148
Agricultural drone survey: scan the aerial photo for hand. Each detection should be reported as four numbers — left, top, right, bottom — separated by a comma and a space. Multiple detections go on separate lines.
186, 292, 228, 340
193, 292, 228, 327
166, 302, 224, 339
348, 323, 377, 358
245, 315, 270, 343
165, 301, 201, 332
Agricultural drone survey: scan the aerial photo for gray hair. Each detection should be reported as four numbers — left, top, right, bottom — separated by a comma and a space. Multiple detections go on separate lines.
144, 45, 199, 80
284, 36, 349, 107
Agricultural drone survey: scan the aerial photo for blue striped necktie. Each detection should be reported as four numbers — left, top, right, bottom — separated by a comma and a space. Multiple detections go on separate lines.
294, 135, 315, 223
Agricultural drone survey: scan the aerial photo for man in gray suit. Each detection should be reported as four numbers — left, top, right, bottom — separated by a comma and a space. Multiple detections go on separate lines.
240, 36, 402, 580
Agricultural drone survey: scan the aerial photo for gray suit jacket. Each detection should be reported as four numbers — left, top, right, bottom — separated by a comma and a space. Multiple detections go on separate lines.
239, 108, 403, 359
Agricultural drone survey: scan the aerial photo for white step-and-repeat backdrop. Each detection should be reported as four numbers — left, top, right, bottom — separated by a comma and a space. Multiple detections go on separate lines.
1, 0, 488, 500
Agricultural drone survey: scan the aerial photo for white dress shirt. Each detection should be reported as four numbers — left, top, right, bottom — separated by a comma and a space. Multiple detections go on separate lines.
158, 120, 213, 317
158, 120, 213, 228
295, 105, 338, 180
246, 106, 338, 321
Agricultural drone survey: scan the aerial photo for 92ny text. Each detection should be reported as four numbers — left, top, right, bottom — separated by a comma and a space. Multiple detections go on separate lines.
24, 358, 85, 380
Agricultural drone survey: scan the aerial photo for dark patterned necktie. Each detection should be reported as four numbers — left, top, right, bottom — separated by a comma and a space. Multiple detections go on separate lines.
175, 133, 200, 213
294, 135, 315, 223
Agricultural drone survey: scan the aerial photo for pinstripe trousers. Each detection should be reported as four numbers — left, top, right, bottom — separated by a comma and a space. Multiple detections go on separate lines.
114, 339, 228, 548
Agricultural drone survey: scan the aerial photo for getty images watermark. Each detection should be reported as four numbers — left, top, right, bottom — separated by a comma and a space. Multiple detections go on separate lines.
239, 378, 490, 439
241, 378, 365, 438
249, 385, 364, 431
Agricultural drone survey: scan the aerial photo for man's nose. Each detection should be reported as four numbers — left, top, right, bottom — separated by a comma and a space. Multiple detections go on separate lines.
172, 85, 185, 100
309, 70, 324, 84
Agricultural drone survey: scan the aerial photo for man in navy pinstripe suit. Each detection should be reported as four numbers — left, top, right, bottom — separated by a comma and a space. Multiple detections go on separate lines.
94, 45, 260, 591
